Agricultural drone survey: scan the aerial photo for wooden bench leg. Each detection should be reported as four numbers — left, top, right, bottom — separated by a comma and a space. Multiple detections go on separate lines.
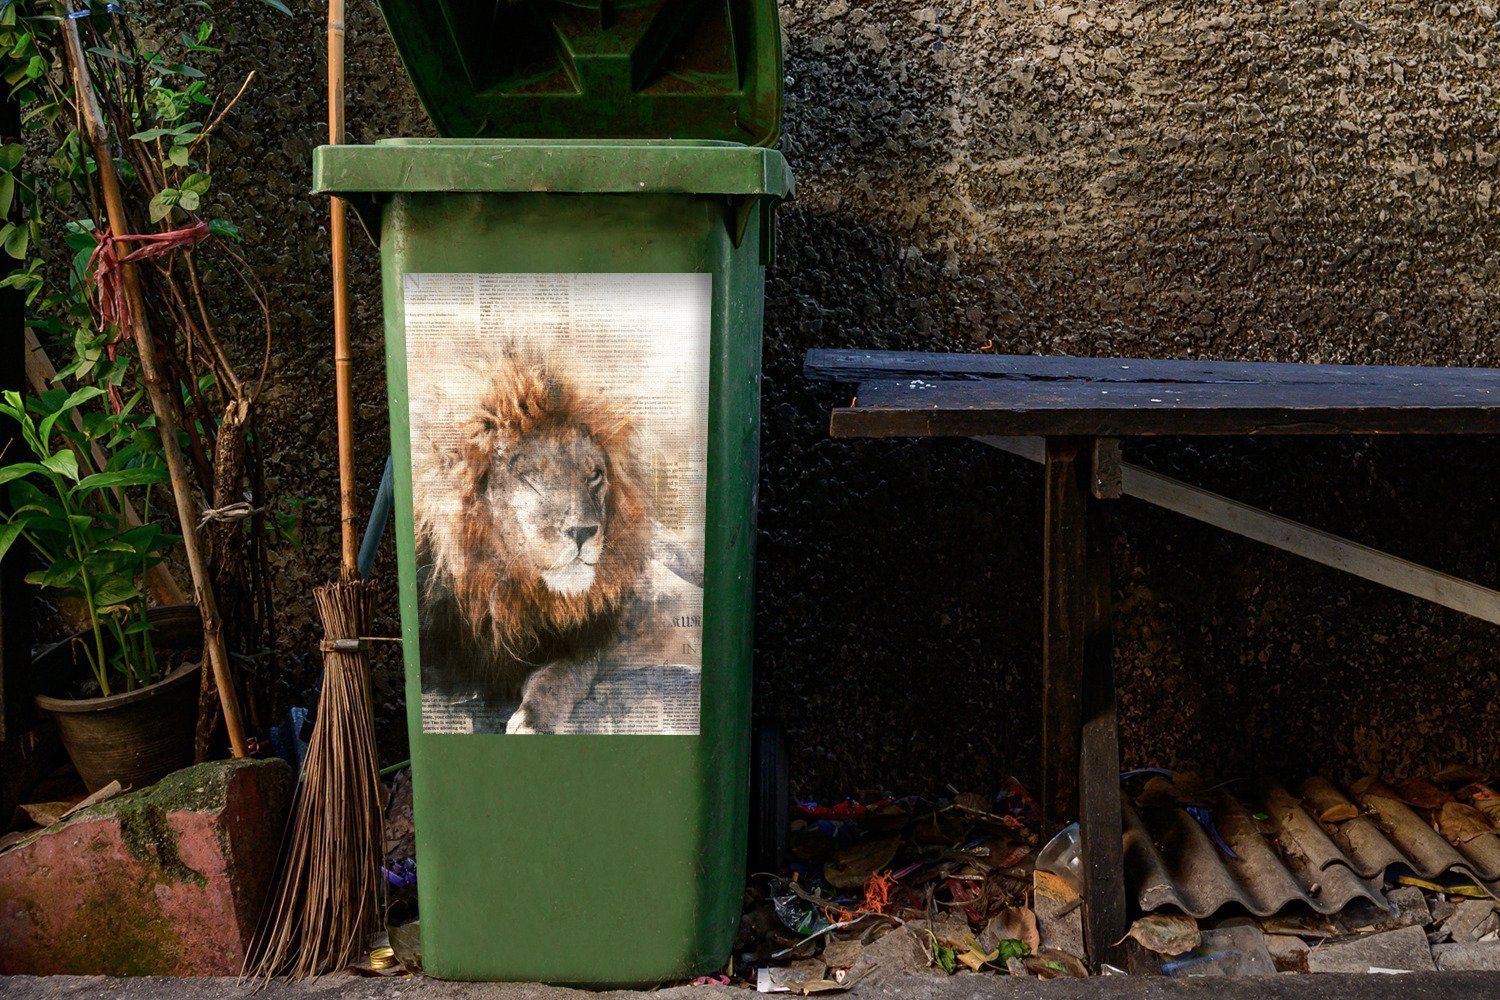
1042, 436, 1127, 970
1080, 469, 1127, 968
1042, 438, 1085, 832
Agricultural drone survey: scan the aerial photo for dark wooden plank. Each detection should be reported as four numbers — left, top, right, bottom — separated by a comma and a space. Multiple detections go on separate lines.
830, 377, 1500, 438
806, 348, 1500, 391
1079, 484, 1127, 969
1042, 439, 1086, 834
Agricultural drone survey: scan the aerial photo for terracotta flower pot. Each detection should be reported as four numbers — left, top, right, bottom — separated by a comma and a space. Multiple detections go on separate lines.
33, 604, 203, 792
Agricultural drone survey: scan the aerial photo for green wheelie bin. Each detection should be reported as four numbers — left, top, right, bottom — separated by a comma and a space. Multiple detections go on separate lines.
312, 0, 791, 985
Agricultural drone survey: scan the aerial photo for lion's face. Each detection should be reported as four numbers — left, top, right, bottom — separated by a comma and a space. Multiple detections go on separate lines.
414, 350, 650, 665
483, 426, 610, 597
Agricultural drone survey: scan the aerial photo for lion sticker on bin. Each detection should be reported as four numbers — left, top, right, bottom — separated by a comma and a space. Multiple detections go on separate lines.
404, 273, 710, 735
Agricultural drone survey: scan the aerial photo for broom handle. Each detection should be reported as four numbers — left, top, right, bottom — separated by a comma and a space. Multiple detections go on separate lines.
60, 8, 248, 758
328, 0, 358, 577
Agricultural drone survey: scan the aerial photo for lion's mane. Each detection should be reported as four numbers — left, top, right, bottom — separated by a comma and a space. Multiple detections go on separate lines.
413, 351, 650, 700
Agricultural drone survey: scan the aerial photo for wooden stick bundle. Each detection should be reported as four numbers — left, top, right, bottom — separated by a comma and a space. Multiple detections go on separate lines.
59, 6, 247, 758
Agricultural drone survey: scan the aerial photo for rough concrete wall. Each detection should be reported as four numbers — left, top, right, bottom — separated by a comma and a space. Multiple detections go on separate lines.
195, 1, 1498, 794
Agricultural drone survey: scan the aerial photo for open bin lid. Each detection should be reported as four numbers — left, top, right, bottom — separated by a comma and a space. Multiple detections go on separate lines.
372, 0, 784, 145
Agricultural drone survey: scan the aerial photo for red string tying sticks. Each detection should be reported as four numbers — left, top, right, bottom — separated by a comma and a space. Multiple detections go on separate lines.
86, 220, 211, 406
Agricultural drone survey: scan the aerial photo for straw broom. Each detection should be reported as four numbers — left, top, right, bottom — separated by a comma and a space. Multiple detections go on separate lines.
244, 0, 382, 977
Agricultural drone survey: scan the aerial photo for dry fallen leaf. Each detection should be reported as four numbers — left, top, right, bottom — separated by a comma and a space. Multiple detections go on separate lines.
1033, 868, 1081, 906
824, 836, 900, 889
980, 906, 1040, 956
1302, 777, 1361, 824
1397, 777, 1453, 811
1352, 776, 1402, 803
1123, 913, 1201, 956
1025, 949, 1088, 978
820, 939, 861, 970
60, 780, 126, 820
1434, 765, 1489, 787
17, 781, 128, 829
954, 791, 991, 814
17, 801, 70, 828
1317, 802, 1360, 823
1137, 776, 1180, 807
1458, 784, 1500, 826
1438, 802, 1494, 845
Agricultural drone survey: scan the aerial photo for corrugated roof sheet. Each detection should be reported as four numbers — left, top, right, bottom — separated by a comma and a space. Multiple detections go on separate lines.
1122, 777, 1500, 920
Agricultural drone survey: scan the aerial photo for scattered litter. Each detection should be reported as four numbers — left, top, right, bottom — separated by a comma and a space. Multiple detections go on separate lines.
1164, 926, 1274, 977
1035, 823, 1081, 892
757, 960, 828, 993
1397, 875, 1491, 899
348, 933, 407, 977
731, 767, 1500, 984
739, 781, 1054, 985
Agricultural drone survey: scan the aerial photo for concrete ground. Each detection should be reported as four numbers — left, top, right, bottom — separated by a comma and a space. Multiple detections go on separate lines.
3, 974, 1500, 999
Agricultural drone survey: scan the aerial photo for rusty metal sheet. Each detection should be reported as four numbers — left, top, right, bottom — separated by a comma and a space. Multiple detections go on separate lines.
1124, 777, 1500, 920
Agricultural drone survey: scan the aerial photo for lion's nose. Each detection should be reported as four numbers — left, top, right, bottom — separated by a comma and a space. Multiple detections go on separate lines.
566, 525, 599, 549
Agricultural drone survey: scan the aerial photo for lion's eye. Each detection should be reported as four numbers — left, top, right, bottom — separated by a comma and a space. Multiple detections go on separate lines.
588, 467, 604, 489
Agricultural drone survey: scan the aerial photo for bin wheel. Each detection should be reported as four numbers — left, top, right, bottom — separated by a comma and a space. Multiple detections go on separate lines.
749, 719, 788, 873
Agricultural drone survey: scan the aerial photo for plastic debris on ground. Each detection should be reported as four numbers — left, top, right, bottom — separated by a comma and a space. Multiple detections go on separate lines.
735, 778, 1074, 988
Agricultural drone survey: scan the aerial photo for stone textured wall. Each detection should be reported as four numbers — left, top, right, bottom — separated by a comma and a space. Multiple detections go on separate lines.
201, 1, 1499, 794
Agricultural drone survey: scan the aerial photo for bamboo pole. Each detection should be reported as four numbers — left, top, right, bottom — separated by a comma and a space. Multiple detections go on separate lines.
328, 0, 357, 575
24, 329, 188, 607
60, 8, 247, 758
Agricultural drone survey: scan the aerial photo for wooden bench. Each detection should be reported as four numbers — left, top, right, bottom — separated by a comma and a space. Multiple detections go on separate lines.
805, 348, 1500, 968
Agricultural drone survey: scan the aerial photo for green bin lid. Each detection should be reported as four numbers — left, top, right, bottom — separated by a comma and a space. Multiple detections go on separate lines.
372, 0, 784, 146
315, 139, 791, 198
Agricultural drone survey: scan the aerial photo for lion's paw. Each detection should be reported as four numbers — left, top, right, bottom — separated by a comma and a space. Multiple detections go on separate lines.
506, 708, 538, 735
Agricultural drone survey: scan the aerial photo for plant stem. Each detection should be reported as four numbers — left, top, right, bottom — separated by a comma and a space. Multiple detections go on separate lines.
58, 474, 109, 694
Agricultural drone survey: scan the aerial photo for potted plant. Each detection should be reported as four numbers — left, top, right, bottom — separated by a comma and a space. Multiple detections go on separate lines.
0, 385, 200, 791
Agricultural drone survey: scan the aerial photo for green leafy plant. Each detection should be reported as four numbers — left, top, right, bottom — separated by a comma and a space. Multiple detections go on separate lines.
0, 0, 291, 745
0, 386, 178, 695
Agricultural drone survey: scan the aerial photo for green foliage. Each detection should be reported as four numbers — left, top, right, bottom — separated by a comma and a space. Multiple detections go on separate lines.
0, 2, 289, 698
0, 386, 178, 695
0, 1, 286, 384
